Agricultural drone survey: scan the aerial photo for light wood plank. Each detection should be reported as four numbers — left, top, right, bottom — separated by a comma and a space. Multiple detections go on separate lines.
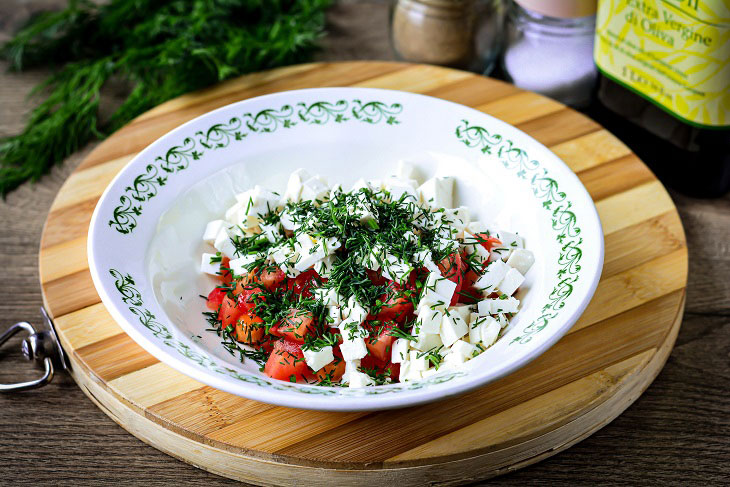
54, 302, 122, 350
109, 362, 204, 408
475, 91, 565, 125
352, 63, 474, 92
596, 180, 676, 234
50, 154, 134, 212
38, 235, 88, 283
551, 130, 632, 173
76, 333, 158, 382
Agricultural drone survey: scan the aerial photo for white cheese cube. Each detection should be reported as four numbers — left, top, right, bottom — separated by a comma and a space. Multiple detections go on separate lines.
235, 185, 279, 214
506, 248, 535, 275
382, 254, 413, 285
399, 361, 413, 382
468, 313, 501, 346
325, 305, 344, 327
478, 296, 520, 314
342, 359, 361, 384
339, 331, 368, 361
474, 259, 510, 293
444, 206, 470, 237
314, 254, 335, 278
295, 246, 326, 272
496, 313, 509, 329
348, 369, 376, 388
323, 288, 346, 307
361, 244, 384, 271
441, 351, 468, 370
300, 175, 330, 202
200, 253, 221, 275
350, 178, 369, 192
497, 230, 524, 249
498, 268, 525, 296
279, 211, 298, 231
345, 296, 369, 324
408, 350, 429, 371
213, 228, 238, 258
367, 179, 383, 190
466, 220, 490, 235
417, 176, 454, 209
224, 200, 245, 223
203, 220, 227, 244
412, 248, 441, 274
417, 297, 447, 313
383, 177, 419, 202
412, 331, 443, 353
462, 230, 491, 263
228, 254, 260, 277
449, 305, 472, 322
282, 168, 310, 202
422, 271, 457, 304
259, 223, 281, 243
440, 313, 469, 347
303, 346, 334, 372
391, 338, 410, 363
416, 306, 444, 335
450, 339, 477, 361
395, 160, 416, 180
269, 244, 295, 266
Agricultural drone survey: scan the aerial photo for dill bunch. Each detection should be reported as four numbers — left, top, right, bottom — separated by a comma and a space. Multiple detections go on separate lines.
0, 0, 331, 196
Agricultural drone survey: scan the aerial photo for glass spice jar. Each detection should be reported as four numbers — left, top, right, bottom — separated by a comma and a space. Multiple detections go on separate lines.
390, 0, 503, 74
500, 0, 598, 108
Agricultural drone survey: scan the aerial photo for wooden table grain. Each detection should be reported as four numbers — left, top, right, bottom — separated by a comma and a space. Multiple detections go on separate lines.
1, 1, 728, 485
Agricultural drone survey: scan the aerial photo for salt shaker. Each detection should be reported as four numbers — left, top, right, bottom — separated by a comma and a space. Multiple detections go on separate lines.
500, 0, 597, 108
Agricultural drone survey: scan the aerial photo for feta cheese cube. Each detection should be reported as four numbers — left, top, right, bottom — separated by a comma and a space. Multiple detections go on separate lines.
235, 185, 279, 214
462, 230, 491, 262
203, 220, 227, 244
339, 327, 368, 361
440, 313, 469, 347
279, 211, 298, 231
450, 339, 477, 361
200, 253, 221, 275
416, 306, 444, 335
282, 168, 311, 202
498, 268, 525, 296
440, 351, 468, 370
420, 367, 439, 379
362, 244, 384, 271
448, 305, 472, 322
444, 206, 470, 237
408, 350, 429, 371
314, 254, 335, 278
213, 228, 238, 258
422, 271, 457, 304
325, 305, 344, 327
412, 248, 440, 274
303, 346, 334, 372
466, 220, 489, 235
259, 223, 281, 243
496, 313, 509, 329
228, 254, 260, 277
412, 331, 443, 353
383, 176, 419, 202
474, 259, 510, 293
418, 176, 454, 209
382, 254, 413, 285
295, 246, 326, 272
507, 248, 535, 275
477, 296, 520, 314
417, 297, 447, 313
472, 314, 500, 346
395, 160, 417, 180
345, 296, 369, 324
342, 359, 361, 384
497, 230, 524, 249
300, 175, 330, 202
391, 338, 410, 363
348, 369, 376, 388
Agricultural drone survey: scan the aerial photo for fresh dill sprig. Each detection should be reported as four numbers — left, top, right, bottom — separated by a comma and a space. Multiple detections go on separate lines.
0, 0, 331, 195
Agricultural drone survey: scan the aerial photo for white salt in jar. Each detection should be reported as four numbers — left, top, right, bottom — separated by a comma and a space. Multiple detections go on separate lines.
500, 0, 597, 108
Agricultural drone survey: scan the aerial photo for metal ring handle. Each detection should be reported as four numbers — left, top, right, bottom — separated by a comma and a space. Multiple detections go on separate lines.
0, 309, 67, 392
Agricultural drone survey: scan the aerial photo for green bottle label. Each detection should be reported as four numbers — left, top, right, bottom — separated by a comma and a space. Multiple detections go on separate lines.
595, 0, 730, 128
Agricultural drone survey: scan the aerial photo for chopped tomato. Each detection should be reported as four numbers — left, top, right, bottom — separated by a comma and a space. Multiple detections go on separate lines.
377, 281, 415, 322
475, 233, 502, 252
438, 252, 464, 305
264, 339, 308, 382
315, 357, 346, 383
253, 266, 287, 291
366, 269, 387, 286
275, 308, 315, 344
233, 313, 265, 344
218, 257, 232, 284
218, 295, 243, 328
235, 283, 267, 313
206, 288, 226, 310
287, 269, 322, 298
365, 321, 396, 362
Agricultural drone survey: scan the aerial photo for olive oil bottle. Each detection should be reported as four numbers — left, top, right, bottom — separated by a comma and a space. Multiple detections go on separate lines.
593, 0, 729, 197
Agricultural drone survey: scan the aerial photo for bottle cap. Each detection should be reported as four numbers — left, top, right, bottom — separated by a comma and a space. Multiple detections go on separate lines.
514, 0, 597, 18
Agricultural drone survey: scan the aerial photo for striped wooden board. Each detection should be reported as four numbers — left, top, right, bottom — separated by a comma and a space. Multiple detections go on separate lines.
39, 61, 688, 485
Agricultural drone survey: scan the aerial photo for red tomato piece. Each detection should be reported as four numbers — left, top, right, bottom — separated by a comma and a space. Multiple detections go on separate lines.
235, 284, 267, 313
475, 233, 502, 252
438, 252, 464, 306
366, 269, 388, 286
377, 281, 415, 322
217, 257, 232, 284
365, 321, 396, 362
253, 266, 287, 291
287, 269, 322, 298
218, 295, 243, 328
276, 308, 315, 344
315, 357, 346, 383
264, 339, 309, 382
233, 313, 265, 344
206, 288, 226, 310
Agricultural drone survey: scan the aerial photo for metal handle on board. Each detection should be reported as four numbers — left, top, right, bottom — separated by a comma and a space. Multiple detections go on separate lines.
0, 307, 68, 392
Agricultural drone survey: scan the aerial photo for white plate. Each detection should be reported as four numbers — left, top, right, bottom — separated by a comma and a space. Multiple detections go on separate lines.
88, 87, 603, 411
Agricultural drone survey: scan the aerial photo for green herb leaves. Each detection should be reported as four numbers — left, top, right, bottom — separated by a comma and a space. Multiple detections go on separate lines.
0, 0, 331, 195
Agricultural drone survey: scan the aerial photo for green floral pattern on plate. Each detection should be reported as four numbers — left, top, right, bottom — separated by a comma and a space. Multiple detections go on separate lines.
455, 120, 582, 344
108, 99, 403, 235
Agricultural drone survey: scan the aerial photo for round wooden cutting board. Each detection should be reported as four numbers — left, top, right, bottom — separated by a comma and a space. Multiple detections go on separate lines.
39, 61, 688, 485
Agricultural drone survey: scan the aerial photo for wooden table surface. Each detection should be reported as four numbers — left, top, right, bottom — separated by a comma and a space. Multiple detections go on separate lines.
1, 1, 728, 485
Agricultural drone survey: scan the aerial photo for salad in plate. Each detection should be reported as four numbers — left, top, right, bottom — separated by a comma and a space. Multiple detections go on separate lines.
199, 162, 535, 387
